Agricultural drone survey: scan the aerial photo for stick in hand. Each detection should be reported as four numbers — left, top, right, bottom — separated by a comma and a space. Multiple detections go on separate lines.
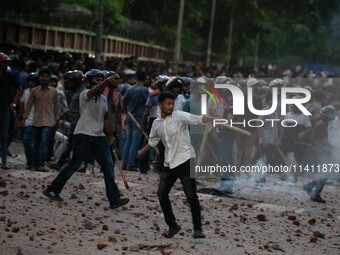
111, 148, 130, 189
127, 111, 160, 154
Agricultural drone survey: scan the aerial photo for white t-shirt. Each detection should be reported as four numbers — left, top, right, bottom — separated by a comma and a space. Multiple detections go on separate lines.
74, 90, 107, 136
149, 110, 204, 169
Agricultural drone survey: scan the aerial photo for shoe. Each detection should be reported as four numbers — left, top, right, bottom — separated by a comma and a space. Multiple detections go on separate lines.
311, 194, 326, 203
85, 164, 93, 176
34, 166, 48, 172
77, 166, 86, 173
303, 183, 314, 198
165, 225, 181, 238
46, 163, 61, 171
7, 151, 17, 157
286, 176, 297, 184
127, 167, 138, 172
215, 179, 233, 193
42, 189, 63, 201
26, 165, 33, 170
1, 163, 10, 170
193, 229, 206, 239
255, 176, 266, 185
109, 197, 130, 209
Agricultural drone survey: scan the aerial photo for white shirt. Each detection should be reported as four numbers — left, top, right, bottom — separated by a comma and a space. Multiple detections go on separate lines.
21, 88, 34, 126
284, 111, 312, 127
174, 94, 186, 111
74, 90, 107, 136
149, 110, 204, 169
328, 116, 340, 147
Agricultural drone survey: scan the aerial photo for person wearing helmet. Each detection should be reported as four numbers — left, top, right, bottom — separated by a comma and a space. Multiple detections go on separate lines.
166, 77, 187, 111
214, 75, 233, 85
18, 72, 39, 169
48, 70, 85, 171
269, 78, 284, 88
43, 69, 129, 209
155, 75, 170, 92
0, 53, 21, 169
179, 77, 194, 99
303, 105, 336, 203
139, 74, 169, 174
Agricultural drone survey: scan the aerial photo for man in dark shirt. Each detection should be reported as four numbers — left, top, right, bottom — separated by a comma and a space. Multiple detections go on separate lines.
122, 71, 149, 171
0, 53, 21, 169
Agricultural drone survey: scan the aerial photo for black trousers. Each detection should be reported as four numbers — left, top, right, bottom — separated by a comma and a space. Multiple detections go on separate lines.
157, 159, 202, 231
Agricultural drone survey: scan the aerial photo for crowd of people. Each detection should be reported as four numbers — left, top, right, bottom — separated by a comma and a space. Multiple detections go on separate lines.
1, 49, 340, 238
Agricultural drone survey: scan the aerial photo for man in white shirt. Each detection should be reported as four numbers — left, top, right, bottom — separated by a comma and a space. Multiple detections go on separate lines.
137, 91, 214, 239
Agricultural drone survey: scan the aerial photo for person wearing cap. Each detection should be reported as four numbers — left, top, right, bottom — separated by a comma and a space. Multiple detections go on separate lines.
0, 53, 21, 169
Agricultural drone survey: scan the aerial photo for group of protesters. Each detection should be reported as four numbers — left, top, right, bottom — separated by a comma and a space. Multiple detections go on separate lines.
1, 49, 339, 238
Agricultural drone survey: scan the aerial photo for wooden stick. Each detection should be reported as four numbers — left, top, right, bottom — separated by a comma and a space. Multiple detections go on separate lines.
218, 123, 251, 136
127, 111, 159, 154
112, 148, 130, 189
294, 141, 312, 147
195, 125, 209, 166
275, 145, 288, 166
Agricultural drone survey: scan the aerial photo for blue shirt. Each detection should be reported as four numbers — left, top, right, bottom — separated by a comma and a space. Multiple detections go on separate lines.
123, 82, 149, 118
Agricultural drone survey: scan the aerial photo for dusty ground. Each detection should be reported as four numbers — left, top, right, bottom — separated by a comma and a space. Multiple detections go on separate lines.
0, 141, 339, 255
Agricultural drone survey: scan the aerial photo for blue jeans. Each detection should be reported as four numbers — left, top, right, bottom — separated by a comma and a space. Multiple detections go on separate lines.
49, 134, 121, 204
23, 125, 34, 167
0, 111, 10, 164
122, 117, 143, 168
33, 126, 52, 168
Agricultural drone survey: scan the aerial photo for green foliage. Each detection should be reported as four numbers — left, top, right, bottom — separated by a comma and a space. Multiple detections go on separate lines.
1, 0, 339, 65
